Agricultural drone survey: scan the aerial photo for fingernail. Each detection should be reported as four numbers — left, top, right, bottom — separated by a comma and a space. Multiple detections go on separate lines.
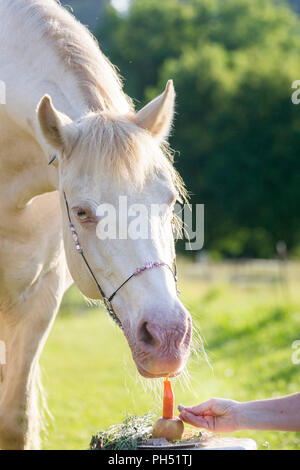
178, 404, 185, 411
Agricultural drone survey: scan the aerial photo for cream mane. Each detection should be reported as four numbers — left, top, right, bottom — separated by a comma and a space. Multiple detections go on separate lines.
12, 0, 132, 113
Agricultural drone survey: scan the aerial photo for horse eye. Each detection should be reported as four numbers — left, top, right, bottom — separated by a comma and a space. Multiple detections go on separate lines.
76, 209, 88, 220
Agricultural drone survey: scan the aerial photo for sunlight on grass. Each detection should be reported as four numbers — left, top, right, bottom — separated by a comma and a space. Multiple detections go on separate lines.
41, 260, 300, 450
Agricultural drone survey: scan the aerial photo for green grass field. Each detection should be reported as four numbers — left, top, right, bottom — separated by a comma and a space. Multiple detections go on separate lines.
40, 259, 300, 450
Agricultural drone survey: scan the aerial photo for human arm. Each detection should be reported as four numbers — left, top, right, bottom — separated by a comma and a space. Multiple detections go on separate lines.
178, 393, 300, 433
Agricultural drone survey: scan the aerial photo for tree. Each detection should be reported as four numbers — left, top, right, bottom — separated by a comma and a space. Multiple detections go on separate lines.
61, 0, 109, 29
95, 0, 300, 257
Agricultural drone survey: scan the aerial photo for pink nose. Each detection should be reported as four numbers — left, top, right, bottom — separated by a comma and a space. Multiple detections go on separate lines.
135, 313, 192, 377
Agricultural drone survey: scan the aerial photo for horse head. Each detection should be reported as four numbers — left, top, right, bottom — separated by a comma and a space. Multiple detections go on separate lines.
37, 81, 192, 378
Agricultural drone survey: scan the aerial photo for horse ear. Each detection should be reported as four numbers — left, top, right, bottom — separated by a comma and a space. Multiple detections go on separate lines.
37, 95, 77, 157
134, 80, 175, 141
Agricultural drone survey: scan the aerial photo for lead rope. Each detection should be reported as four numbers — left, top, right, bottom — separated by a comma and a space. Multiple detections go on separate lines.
63, 191, 179, 330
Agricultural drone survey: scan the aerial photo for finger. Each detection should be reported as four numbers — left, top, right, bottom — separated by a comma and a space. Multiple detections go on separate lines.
179, 410, 211, 430
185, 399, 214, 415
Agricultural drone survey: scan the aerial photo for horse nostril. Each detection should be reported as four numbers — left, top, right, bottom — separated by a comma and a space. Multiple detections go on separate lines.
137, 321, 158, 347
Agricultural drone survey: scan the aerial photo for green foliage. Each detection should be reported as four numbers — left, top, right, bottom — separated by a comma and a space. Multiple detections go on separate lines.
95, 0, 300, 258
96, 0, 196, 99
89, 413, 153, 450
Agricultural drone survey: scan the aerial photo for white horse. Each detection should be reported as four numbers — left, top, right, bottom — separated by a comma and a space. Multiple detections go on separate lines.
0, 0, 191, 449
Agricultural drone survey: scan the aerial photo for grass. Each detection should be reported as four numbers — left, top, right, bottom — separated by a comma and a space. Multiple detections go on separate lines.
40, 259, 300, 450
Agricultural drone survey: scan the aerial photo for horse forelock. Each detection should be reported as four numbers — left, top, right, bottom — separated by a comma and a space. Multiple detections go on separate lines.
67, 112, 184, 192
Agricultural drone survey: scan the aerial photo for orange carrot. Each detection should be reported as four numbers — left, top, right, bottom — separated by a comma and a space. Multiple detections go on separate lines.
163, 376, 174, 419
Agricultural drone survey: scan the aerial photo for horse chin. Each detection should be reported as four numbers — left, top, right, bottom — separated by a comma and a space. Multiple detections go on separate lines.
136, 364, 184, 379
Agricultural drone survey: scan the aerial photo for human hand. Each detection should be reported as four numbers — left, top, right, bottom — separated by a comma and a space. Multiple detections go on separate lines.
178, 398, 241, 433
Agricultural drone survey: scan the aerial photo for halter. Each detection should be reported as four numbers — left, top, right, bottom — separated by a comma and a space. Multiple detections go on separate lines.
63, 191, 179, 330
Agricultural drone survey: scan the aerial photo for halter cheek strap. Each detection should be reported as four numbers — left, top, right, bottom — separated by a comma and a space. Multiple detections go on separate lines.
63, 191, 178, 330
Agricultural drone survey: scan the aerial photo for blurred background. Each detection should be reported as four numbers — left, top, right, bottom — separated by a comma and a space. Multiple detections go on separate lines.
60, 0, 300, 260
41, 0, 300, 450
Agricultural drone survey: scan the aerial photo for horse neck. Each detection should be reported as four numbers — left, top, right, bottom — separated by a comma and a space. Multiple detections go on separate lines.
1, 0, 129, 143
5, 66, 88, 152
0, 0, 128, 207
0, 10, 93, 207
0, 2, 98, 158
1, 71, 88, 207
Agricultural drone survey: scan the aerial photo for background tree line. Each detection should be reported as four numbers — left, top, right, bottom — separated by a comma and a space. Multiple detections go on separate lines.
64, 0, 300, 258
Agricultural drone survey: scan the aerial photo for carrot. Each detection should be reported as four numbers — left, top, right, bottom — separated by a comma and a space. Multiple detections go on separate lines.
162, 376, 174, 419
153, 376, 184, 440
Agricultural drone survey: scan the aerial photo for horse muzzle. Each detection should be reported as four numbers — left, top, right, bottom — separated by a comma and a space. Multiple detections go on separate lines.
128, 309, 192, 378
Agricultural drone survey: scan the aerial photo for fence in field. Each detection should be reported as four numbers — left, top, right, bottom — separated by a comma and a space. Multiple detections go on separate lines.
182, 256, 300, 288
60, 257, 300, 316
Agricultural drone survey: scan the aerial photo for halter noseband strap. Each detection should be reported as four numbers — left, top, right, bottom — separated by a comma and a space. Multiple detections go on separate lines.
63, 191, 178, 330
